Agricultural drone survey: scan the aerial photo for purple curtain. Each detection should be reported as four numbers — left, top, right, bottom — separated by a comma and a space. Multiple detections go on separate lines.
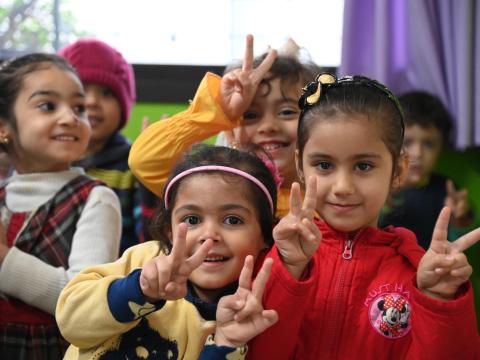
339, 0, 479, 148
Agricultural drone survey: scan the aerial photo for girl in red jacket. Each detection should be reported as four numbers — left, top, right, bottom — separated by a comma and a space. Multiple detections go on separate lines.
247, 73, 480, 359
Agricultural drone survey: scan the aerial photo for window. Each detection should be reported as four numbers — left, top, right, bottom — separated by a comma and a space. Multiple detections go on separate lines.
1, 0, 344, 101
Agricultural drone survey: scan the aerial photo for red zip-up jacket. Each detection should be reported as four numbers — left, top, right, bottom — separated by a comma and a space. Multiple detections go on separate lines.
248, 220, 479, 359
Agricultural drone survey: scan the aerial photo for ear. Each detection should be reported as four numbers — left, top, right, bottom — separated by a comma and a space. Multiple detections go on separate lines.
391, 151, 409, 189
0, 119, 10, 138
295, 149, 304, 183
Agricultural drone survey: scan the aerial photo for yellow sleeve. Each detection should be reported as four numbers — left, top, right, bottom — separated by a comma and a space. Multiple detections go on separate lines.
128, 72, 241, 196
55, 242, 161, 349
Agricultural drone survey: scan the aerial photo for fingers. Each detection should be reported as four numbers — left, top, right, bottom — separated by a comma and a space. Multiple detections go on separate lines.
446, 179, 456, 196
451, 227, 480, 254
185, 238, 214, 270
238, 255, 254, 290
242, 34, 254, 71
170, 223, 188, 263
141, 116, 150, 132
297, 218, 321, 243
251, 258, 273, 300
251, 46, 277, 84
289, 182, 302, 216
429, 207, 451, 252
302, 176, 317, 220
254, 309, 279, 333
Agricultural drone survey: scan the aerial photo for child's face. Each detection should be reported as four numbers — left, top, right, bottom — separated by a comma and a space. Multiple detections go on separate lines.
84, 83, 122, 149
239, 77, 302, 187
7, 65, 90, 173
403, 124, 443, 186
171, 173, 265, 302
299, 114, 402, 232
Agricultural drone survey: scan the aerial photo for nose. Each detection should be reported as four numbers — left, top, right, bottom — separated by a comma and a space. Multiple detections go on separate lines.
257, 113, 279, 134
332, 169, 355, 196
199, 220, 221, 244
406, 141, 422, 160
58, 106, 81, 127
85, 89, 99, 108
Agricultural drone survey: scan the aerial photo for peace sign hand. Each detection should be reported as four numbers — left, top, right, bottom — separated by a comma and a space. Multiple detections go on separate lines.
220, 34, 277, 122
417, 207, 480, 300
139, 223, 213, 302
214, 256, 278, 348
273, 176, 321, 279
444, 180, 471, 224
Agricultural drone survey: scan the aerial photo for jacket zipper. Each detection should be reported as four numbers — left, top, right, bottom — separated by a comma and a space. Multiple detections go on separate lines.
342, 238, 354, 260
327, 233, 356, 357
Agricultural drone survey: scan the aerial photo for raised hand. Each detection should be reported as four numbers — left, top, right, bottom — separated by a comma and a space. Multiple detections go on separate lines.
220, 34, 277, 123
444, 180, 471, 224
417, 207, 480, 300
273, 176, 321, 279
214, 255, 278, 348
139, 223, 213, 302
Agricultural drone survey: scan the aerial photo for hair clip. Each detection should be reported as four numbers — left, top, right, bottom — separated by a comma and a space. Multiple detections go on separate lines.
299, 72, 337, 109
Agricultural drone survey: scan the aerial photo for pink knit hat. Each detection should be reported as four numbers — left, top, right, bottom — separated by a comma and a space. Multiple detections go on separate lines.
58, 38, 136, 129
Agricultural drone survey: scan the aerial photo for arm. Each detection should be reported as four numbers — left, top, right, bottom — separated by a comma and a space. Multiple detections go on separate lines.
0, 186, 121, 314
128, 73, 239, 197
199, 256, 278, 360
407, 281, 478, 358
247, 247, 317, 360
56, 242, 158, 348
407, 206, 480, 357
57, 223, 212, 348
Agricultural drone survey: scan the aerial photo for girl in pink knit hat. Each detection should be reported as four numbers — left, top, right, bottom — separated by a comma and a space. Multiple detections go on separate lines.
59, 39, 156, 255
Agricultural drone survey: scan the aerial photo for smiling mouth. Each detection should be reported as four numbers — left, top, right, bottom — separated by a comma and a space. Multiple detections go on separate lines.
258, 142, 289, 152
328, 203, 359, 212
204, 256, 230, 263
52, 135, 78, 141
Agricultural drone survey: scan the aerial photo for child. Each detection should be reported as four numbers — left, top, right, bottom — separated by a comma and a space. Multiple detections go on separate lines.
56, 144, 279, 359
59, 39, 156, 253
129, 35, 320, 218
0, 53, 121, 359
247, 74, 480, 359
380, 91, 479, 249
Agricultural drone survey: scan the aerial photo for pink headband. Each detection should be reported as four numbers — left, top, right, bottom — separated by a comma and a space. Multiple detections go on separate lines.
164, 165, 274, 214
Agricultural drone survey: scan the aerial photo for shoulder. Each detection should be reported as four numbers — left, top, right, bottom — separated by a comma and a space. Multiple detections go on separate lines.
390, 226, 425, 268
86, 185, 121, 209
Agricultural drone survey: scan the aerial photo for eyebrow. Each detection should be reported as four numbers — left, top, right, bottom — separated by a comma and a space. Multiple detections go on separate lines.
307, 152, 382, 160
28, 90, 84, 102
174, 203, 252, 215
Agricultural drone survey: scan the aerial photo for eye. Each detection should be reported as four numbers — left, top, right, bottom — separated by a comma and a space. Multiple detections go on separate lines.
182, 215, 200, 226
224, 215, 243, 225
356, 163, 372, 172
423, 140, 436, 150
316, 161, 332, 170
243, 111, 259, 122
38, 102, 56, 112
73, 104, 86, 115
278, 108, 299, 119
101, 87, 115, 97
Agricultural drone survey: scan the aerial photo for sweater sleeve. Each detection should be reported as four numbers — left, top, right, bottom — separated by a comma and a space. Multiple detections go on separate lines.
247, 245, 317, 360
0, 186, 121, 315
406, 280, 479, 358
128, 72, 240, 197
56, 242, 161, 349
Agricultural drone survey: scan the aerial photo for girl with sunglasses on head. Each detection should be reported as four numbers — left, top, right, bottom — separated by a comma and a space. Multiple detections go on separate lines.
247, 74, 480, 359
56, 144, 279, 359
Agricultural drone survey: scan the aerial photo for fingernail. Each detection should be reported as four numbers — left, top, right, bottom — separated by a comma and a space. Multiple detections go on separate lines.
446, 255, 454, 261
